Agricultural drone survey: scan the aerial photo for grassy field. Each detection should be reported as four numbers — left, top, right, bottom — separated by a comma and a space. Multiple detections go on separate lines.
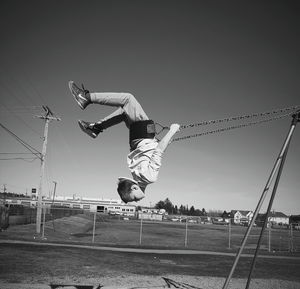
1, 213, 300, 254
0, 214, 300, 287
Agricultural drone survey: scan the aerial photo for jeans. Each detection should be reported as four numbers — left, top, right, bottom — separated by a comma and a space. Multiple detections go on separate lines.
90, 92, 149, 130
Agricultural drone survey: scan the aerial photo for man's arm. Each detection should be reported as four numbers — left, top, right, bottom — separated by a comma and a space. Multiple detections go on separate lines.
156, 123, 180, 153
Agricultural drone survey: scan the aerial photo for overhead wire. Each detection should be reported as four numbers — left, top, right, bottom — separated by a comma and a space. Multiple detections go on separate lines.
0, 106, 42, 114
0, 157, 39, 162
0, 183, 28, 191
0, 65, 60, 194
0, 152, 39, 162
14, 65, 47, 104
0, 152, 35, 154
0, 64, 45, 105
0, 65, 45, 137
0, 102, 43, 138
0, 122, 41, 159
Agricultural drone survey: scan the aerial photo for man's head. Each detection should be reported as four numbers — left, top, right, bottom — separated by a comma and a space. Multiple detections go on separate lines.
117, 177, 145, 203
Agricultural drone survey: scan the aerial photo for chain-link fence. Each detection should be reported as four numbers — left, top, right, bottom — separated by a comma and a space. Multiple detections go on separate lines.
0, 205, 9, 230
1, 206, 300, 255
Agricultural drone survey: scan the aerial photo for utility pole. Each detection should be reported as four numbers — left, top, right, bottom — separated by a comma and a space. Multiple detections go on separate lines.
52, 181, 57, 204
35, 106, 60, 234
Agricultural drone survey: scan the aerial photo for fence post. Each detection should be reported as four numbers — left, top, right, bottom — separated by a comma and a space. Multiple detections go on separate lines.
51, 207, 56, 232
228, 221, 231, 249
139, 213, 143, 245
184, 218, 188, 247
268, 221, 271, 252
92, 210, 96, 243
42, 205, 46, 238
289, 225, 294, 252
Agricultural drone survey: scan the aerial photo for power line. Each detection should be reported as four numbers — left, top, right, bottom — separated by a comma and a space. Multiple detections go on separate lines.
0, 152, 35, 154
0, 67, 45, 137
0, 122, 41, 159
0, 64, 44, 105
0, 106, 42, 114
0, 157, 39, 162
0, 101, 43, 137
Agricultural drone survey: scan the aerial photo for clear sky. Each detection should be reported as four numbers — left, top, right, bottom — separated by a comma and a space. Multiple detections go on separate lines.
0, 0, 299, 215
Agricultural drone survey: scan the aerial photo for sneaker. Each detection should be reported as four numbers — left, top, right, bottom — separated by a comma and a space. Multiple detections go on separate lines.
68, 81, 91, 110
78, 120, 103, 138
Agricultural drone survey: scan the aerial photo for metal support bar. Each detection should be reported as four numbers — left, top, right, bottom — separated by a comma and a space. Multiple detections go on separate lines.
222, 112, 299, 289
245, 135, 291, 288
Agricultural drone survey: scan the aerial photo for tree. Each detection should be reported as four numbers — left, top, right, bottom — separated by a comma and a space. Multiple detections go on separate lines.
155, 200, 165, 210
154, 199, 207, 217
164, 198, 173, 214
174, 205, 178, 215
221, 210, 229, 219
155, 198, 174, 214
189, 206, 195, 216
194, 209, 202, 216
179, 205, 185, 215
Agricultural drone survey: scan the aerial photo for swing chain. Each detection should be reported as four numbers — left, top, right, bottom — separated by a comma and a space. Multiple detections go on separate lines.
292, 110, 300, 125
172, 111, 296, 143
179, 105, 299, 130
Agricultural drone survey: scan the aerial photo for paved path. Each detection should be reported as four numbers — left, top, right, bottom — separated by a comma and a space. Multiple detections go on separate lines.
1, 239, 300, 261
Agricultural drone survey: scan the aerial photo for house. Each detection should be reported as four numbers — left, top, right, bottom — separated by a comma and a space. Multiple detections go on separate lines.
256, 211, 289, 227
268, 211, 289, 225
231, 210, 253, 225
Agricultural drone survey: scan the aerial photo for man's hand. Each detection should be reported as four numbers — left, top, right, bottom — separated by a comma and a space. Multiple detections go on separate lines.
157, 123, 181, 152
170, 123, 180, 133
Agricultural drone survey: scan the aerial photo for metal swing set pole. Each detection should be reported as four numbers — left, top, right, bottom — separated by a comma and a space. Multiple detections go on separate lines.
245, 120, 293, 288
222, 110, 300, 289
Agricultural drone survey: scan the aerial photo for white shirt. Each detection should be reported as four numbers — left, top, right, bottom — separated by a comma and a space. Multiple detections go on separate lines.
127, 138, 163, 189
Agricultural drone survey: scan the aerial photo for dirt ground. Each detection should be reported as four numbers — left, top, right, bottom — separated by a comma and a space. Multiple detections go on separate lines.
1, 241, 300, 289
1, 274, 300, 289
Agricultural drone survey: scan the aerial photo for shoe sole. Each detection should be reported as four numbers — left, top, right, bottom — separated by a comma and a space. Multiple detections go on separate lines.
78, 121, 97, 138
68, 81, 85, 110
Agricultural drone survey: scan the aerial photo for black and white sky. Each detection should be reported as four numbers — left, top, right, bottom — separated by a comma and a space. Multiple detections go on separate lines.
0, 0, 299, 214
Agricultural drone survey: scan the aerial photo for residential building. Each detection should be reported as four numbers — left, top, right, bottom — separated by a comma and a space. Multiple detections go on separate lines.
268, 211, 289, 225
231, 210, 253, 225
256, 211, 290, 227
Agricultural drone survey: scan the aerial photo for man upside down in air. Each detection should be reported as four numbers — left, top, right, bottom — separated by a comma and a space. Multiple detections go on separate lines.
69, 81, 180, 203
